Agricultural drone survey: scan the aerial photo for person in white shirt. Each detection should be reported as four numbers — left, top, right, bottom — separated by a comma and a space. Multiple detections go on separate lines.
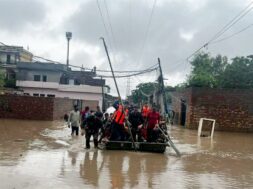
68, 105, 81, 136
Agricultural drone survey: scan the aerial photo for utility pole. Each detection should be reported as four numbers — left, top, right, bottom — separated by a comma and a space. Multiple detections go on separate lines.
158, 58, 168, 115
66, 32, 72, 68
126, 77, 131, 98
100, 37, 136, 150
100, 37, 121, 102
101, 76, 105, 111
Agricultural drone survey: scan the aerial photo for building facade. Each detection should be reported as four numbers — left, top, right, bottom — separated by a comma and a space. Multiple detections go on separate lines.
16, 62, 105, 109
0, 45, 34, 89
0, 45, 33, 64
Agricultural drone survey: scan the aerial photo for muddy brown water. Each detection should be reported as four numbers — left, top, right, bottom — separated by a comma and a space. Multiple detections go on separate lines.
0, 119, 252, 189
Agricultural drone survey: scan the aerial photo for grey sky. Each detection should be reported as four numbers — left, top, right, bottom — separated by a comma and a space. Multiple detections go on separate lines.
0, 0, 252, 96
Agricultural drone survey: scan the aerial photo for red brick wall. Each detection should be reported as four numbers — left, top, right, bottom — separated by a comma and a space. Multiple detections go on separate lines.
0, 95, 76, 121
0, 95, 54, 120
171, 88, 253, 132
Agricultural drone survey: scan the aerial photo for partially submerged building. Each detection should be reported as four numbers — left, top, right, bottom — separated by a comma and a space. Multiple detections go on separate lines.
171, 87, 253, 132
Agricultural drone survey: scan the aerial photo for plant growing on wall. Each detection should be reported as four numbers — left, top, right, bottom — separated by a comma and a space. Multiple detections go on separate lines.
0, 70, 5, 88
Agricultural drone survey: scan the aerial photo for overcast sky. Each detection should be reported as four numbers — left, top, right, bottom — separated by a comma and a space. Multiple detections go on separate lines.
0, 0, 252, 96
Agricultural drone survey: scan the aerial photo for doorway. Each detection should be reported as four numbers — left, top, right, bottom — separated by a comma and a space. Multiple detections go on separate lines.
180, 99, 187, 126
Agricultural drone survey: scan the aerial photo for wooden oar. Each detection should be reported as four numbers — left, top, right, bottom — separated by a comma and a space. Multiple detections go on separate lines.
157, 125, 181, 157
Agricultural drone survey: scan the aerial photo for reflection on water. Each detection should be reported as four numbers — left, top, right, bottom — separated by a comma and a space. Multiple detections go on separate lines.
80, 151, 99, 187
0, 119, 253, 188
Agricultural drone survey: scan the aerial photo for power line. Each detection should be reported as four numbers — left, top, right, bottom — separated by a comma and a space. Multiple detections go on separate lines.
186, 1, 253, 60
97, 67, 158, 78
163, 3, 253, 79
208, 1, 253, 44
96, 0, 115, 55
211, 23, 253, 44
103, 0, 118, 53
138, 0, 158, 65
1, 40, 159, 74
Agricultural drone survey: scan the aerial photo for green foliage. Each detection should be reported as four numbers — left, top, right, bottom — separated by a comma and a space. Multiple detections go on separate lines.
4, 78, 16, 88
0, 70, 5, 88
219, 56, 253, 89
187, 53, 227, 88
186, 52, 253, 89
131, 82, 158, 104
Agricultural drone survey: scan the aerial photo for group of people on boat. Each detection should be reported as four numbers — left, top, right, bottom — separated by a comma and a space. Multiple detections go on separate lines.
66, 102, 168, 149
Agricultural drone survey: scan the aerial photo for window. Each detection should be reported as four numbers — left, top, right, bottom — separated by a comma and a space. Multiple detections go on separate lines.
74, 79, 80, 85
24, 93, 30, 96
6, 54, 11, 64
47, 94, 55, 98
33, 93, 39, 97
34, 75, 41, 81
42, 75, 47, 82
40, 94, 45, 97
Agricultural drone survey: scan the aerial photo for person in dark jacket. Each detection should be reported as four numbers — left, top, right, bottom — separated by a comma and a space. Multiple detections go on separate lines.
128, 106, 144, 141
98, 113, 112, 143
85, 111, 103, 149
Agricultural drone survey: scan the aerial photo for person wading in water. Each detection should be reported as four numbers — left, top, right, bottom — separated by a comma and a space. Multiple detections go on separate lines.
68, 105, 81, 136
85, 111, 103, 149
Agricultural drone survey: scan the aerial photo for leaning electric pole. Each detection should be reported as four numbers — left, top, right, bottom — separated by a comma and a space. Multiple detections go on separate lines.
158, 58, 168, 115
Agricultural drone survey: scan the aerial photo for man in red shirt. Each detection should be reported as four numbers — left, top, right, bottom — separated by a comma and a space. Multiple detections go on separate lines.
147, 107, 160, 142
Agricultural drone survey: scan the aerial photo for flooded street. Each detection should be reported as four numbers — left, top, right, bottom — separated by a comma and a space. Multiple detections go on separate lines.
0, 119, 252, 189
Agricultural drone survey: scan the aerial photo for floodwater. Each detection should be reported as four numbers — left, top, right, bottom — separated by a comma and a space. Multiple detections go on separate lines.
0, 119, 252, 189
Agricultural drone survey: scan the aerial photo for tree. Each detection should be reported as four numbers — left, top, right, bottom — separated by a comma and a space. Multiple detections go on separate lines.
0, 70, 5, 88
187, 53, 228, 88
219, 56, 253, 88
130, 82, 158, 104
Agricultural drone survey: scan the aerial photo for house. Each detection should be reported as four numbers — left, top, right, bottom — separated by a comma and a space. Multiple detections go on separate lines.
0, 45, 33, 87
170, 87, 253, 132
16, 62, 106, 110
0, 45, 33, 64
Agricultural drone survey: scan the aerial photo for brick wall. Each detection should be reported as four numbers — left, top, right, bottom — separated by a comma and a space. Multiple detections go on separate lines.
171, 88, 253, 132
0, 95, 100, 121
0, 95, 54, 120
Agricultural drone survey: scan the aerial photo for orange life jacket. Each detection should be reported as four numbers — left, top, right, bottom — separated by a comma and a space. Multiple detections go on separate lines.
125, 108, 129, 117
142, 105, 150, 117
114, 105, 125, 125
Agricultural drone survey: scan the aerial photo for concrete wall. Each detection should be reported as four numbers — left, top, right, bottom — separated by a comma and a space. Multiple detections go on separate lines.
0, 49, 32, 63
171, 88, 253, 132
19, 88, 102, 107
170, 88, 192, 127
0, 53, 16, 63
17, 70, 62, 82
53, 98, 74, 120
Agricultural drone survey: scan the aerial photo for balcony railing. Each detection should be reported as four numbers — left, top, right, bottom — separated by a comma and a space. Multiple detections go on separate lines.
16, 80, 102, 93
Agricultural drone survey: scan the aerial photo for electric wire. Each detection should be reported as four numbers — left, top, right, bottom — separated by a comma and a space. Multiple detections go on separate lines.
96, 0, 116, 60
186, 2, 253, 60
208, 1, 253, 44
138, 0, 157, 65
96, 67, 158, 78
211, 23, 253, 44
103, 0, 118, 53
